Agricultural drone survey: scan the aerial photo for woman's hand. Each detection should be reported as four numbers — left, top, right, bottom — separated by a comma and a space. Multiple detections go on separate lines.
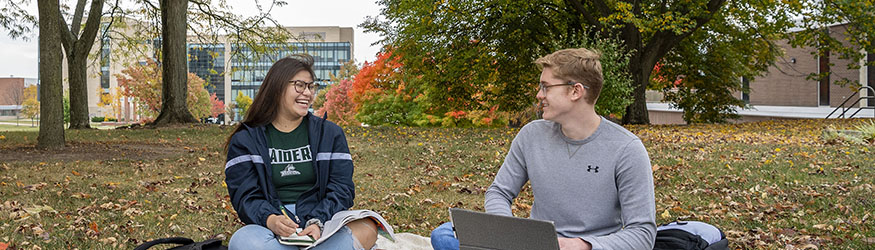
266, 214, 298, 237
298, 223, 322, 240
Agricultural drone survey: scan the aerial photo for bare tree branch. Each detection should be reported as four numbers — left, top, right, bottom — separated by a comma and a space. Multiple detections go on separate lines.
70, 0, 87, 37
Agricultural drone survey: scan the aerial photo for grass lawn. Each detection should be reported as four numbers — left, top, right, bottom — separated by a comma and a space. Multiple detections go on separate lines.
0, 119, 873, 249
0, 124, 39, 132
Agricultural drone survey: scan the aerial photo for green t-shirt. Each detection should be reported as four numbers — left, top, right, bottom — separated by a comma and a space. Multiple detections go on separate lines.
266, 121, 316, 204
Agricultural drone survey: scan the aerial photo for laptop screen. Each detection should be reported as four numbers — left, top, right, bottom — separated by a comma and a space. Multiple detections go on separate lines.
450, 208, 560, 250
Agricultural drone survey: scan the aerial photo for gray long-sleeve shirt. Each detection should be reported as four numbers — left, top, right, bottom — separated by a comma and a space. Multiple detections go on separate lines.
485, 118, 656, 249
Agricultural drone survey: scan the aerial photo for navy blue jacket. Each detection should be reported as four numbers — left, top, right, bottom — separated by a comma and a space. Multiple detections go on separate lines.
224, 112, 355, 227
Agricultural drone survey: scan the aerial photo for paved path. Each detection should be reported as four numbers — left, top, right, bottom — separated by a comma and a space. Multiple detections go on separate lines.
0, 121, 37, 126
648, 103, 875, 119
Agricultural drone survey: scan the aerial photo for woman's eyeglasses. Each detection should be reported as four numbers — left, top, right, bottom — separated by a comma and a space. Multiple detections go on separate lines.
290, 80, 317, 93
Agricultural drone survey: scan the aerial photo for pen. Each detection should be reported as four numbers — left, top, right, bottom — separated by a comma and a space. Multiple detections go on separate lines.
280, 205, 300, 224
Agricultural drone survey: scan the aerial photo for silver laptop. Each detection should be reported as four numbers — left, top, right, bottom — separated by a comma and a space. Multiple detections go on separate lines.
449, 208, 560, 250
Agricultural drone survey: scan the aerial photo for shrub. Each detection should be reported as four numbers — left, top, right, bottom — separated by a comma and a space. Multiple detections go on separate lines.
821, 126, 866, 145
854, 120, 875, 142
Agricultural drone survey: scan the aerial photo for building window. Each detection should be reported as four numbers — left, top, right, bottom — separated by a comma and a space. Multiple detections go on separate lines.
741, 76, 750, 104
300, 32, 326, 41
222, 41, 351, 120
188, 44, 225, 101
819, 48, 830, 106
100, 23, 111, 89
868, 53, 874, 107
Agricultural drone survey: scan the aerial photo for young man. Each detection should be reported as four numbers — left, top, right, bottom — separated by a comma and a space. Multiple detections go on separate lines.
431, 48, 656, 250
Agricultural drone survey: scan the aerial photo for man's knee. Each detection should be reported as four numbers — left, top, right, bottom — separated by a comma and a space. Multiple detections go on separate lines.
431, 222, 459, 250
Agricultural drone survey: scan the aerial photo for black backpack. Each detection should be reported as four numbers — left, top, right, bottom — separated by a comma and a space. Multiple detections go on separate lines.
133, 237, 227, 250
653, 221, 729, 250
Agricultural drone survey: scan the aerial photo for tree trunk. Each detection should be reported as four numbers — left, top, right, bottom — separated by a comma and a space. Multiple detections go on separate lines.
622, 61, 651, 125
37, 0, 65, 150
67, 53, 91, 129
62, 0, 104, 129
619, 21, 652, 125
151, 0, 197, 125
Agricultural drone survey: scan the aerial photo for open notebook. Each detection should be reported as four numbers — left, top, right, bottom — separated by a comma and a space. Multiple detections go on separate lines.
277, 209, 396, 249
278, 228, 316, 247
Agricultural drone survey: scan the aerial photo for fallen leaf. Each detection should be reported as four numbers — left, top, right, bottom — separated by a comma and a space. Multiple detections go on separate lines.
800, 244, 818, 249
24, 205, 57, 217
661, 210, 672, 219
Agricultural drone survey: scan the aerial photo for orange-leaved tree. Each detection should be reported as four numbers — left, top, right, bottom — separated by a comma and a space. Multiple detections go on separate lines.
116, 59, 213, 122
350, 50, 405, 105
350, 49, 431, 126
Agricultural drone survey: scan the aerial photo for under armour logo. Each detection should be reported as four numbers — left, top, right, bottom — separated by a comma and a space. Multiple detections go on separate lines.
587, 165, 599, 173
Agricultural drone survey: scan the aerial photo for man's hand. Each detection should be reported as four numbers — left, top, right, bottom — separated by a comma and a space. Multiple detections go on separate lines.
266, 214, 298, 237
298, 223, 322, 240
558, 237, 592, 250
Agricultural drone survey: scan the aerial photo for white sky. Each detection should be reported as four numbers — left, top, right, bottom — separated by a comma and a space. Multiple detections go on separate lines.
0, 0, 385, 78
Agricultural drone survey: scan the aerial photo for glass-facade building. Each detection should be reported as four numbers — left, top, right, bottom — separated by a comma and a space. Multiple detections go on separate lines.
99, 23, 111, 90
227, 42, 352, 100
187, 44, 226, 100
187, 41, 352, 120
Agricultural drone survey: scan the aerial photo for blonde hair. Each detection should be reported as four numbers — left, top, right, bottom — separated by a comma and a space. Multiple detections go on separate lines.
535, 48, 603, 104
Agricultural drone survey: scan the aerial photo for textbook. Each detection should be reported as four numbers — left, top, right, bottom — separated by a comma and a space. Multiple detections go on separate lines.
278, 228, 316, 247
287, 209, 396, 249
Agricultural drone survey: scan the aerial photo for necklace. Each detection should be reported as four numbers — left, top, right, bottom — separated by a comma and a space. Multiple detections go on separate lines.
566, 143, 584, 158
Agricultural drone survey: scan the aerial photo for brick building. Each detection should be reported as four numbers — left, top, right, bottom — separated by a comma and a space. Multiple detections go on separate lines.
0, 77, 38, 117
746, 23, 873, 107
649, 23, 874, 124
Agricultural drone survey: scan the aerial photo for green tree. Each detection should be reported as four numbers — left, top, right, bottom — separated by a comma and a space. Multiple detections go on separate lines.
0, 0, 36, 39
651, 1, 786, 123
63, 91, 70, 124
235, 92, 252, 120
330, 60, 360, 82
788, 1, 875, 86
21, 85, 39, 127
366, 0, 797, 124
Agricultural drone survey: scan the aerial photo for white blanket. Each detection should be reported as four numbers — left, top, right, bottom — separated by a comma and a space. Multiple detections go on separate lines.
375, 233, 433, 250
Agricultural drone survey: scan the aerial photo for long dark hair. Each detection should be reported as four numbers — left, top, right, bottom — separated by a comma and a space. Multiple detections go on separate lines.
224, 54, 315, 152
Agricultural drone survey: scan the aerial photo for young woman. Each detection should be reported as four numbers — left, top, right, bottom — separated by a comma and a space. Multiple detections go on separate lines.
224, 55, 378, 250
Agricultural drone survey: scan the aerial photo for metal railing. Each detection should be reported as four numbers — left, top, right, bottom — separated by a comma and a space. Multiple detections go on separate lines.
826, 86, 875, 119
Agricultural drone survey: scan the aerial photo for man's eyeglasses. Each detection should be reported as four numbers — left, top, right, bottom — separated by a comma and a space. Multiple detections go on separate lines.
290, 80, 317, 93
539, 81, 590, 92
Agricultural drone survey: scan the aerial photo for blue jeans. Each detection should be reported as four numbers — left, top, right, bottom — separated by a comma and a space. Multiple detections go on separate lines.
229, 204, 365, 250
431, 222, 460, 250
